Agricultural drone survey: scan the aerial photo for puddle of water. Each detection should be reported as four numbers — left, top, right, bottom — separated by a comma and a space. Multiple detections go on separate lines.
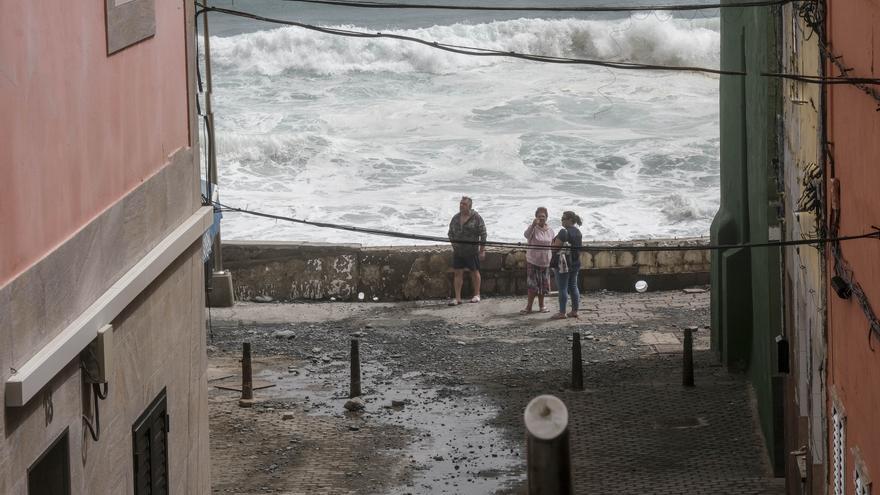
252, 362, 525, 494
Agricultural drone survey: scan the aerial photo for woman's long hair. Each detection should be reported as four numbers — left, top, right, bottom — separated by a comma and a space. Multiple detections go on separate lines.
562, 210, 582, 226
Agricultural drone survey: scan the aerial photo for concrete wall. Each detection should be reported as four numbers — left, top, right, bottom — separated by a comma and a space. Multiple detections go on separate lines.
713, 2, 784, 473
222, 239, 710, 302
780, 4, 827, 493
0, 150, 209, 494
825, 1, 880, 491
0, 0, 191, 287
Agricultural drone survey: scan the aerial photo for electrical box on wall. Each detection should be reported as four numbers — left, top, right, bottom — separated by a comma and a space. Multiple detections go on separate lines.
82, 325, 113, 384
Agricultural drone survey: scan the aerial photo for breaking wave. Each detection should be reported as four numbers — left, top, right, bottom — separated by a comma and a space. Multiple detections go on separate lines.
210, 11, 721, 244
657, 194, 717, 224
210, 15, 720, 75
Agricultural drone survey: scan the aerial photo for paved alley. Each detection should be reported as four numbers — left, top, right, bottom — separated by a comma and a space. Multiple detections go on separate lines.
207, 289, 783, 494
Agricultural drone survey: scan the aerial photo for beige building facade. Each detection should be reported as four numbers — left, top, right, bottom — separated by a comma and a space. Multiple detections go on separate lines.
780, 2, 827, 492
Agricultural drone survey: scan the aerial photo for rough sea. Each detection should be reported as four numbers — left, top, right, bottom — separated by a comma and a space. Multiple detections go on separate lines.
203, 0, 720, 245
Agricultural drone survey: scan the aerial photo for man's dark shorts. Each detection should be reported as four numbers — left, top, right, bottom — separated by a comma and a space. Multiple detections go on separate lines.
452, 254, 480, 271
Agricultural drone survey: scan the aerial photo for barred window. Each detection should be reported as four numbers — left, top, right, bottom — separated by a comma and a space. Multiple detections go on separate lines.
133, 389, 170, 495
28, 429, 71, 495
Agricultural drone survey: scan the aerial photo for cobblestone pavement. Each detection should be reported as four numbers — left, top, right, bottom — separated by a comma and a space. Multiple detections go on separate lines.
208, 289, 784, 494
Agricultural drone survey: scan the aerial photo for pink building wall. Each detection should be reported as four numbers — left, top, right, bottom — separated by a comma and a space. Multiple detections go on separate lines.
825, 0, 880, 489
0, 0, 191, 287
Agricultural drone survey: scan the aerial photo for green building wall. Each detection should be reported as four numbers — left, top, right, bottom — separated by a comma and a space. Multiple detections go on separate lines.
711, 3, 784, 472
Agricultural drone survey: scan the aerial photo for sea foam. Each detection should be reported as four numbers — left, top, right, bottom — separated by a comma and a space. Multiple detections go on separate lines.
209, 14, 722, 245
210, 15, 720, 75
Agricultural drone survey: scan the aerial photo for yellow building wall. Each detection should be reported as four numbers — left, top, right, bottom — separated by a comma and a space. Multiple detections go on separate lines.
780, 4, 826, 491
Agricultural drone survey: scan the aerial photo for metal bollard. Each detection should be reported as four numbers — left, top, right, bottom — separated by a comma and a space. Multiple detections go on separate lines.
525, 395, 573, 495
571, 332, 583, 391
350, 339, 361, 398
682, 328, 694, 387
239, 342, 255, 407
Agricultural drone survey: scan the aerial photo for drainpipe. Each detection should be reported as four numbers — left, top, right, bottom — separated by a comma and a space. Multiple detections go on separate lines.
203, 7, 221, 271
202, 4, 234, 307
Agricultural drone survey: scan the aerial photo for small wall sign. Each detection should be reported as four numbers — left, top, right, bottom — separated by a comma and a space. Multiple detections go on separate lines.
105, 0, 155, 55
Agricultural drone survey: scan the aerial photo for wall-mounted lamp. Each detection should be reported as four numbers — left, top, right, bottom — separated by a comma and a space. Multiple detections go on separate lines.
831, 276, 852, 300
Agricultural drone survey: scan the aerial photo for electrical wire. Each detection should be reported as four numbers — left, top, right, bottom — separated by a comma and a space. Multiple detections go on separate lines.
208, 305, 214, 343
196, 0, 880, 339
826, 152, 880, 346
276, 0, 799, 12
196, 4, 744, 75
195, 10, 214, 202
763, 73, 880, 85
797, 0, 880, 344
210, 199, 880, 253
797, 0, 880, 108
196, 4, 877, 92
83, 383, 108, 442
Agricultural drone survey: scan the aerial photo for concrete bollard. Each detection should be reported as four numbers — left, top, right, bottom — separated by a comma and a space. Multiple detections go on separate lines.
239, 342, 255, 407
682, 328, 694, 387
571, 332, 583, 391
525, 395, 573, 495
350, 339, 361, 398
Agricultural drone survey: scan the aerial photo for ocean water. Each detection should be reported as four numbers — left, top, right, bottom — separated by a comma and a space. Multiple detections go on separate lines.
203, 0, 720, 245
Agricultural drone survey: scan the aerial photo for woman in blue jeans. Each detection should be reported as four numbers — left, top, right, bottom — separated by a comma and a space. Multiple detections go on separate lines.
550, 211, 583, 319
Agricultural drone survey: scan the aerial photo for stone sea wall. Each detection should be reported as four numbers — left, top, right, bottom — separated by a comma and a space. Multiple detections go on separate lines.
221, 239, 710, 302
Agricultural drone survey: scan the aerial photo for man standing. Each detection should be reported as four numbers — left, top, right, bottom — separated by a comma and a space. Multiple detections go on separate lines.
447, 196, 487, 305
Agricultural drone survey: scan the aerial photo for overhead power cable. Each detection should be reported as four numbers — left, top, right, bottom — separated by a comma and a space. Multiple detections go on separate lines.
762, 72, 880, 85
796, 0, 880, 109
210, 199, 880, 253
278, 0, 799, 12
792, 0, 880, 346
196, 4, 744, 76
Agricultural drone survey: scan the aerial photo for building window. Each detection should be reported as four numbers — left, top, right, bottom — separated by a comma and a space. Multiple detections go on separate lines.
132, 389, 170, 495
833, 407, 846, 495
28, 429, 71, 495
